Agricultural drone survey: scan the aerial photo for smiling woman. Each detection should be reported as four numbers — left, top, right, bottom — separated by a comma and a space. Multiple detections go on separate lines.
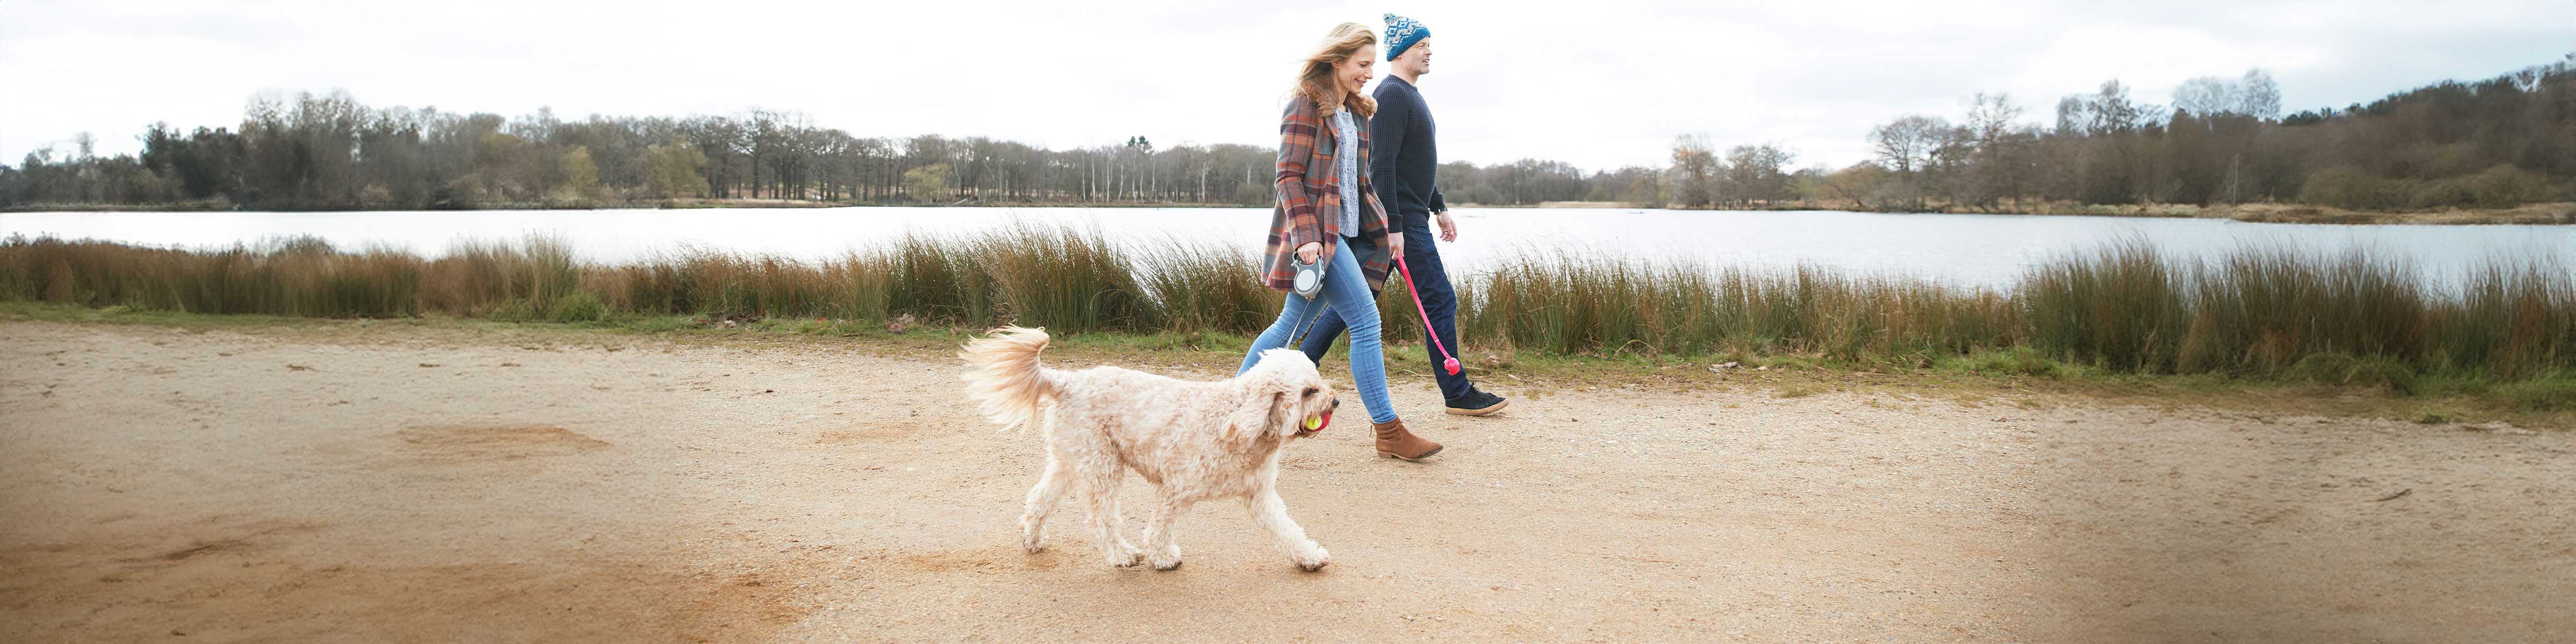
1236, 21, 1444, 462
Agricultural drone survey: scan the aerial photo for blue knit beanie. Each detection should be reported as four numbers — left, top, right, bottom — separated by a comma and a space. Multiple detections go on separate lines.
1384, 13, 1429, 61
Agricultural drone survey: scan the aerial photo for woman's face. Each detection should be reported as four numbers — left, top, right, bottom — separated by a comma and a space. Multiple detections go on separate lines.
1336, 45, 1376, 98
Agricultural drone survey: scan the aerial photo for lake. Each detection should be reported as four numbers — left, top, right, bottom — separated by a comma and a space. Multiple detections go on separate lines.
4, 207, 2568, 292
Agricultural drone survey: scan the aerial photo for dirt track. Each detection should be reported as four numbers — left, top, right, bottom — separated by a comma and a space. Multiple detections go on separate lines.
2, 321, 2568, 642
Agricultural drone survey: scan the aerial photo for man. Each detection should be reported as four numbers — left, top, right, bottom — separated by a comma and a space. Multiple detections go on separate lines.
1298, 12, 1508, 416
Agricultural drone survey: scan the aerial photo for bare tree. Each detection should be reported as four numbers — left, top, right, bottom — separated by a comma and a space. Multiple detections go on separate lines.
2088, 80, 2146, 133
2174, 76, 2241, 117
1667, 134, 1718, 208
2054, 96, 2089, 135
1869, 115, 1946, 174
1960, 93, 2035, 209
1869, 115, 1950, 210
2238, 69, 2282, 120
1965, 92, 2024, 143
1722, 143, 1795, 206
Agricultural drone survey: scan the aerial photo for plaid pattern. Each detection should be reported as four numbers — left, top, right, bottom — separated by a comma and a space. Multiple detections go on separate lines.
1263, 94, 1393, 292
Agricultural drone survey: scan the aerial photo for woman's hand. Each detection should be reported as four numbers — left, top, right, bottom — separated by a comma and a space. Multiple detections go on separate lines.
1386, 231, 1404, 261
1436, 211, 1458, 242
1297, 241, 1322, 264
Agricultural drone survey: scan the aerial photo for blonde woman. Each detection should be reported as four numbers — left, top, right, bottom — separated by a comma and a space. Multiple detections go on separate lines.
1239, 21, 1441, 462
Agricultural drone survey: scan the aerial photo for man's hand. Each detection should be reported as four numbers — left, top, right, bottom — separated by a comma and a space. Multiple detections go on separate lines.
1297, 241, 1321, 264
1387, 231, 1404, 261
1435, 211, 1458, 242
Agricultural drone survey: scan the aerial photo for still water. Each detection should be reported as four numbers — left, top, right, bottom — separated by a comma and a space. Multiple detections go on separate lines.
5, 207, 2567, 292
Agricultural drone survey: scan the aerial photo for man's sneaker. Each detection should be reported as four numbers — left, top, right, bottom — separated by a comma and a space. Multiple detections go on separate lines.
1444, 389, 1509, 416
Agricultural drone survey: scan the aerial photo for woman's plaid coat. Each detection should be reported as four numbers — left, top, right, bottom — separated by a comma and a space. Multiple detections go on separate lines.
1262, 93, 1394, 294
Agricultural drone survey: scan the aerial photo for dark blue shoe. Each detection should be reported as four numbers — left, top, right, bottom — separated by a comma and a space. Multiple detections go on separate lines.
1444, 389, 1507, 416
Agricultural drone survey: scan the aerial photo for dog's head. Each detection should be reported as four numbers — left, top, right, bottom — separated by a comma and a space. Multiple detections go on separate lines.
1227, 348, 1340, 444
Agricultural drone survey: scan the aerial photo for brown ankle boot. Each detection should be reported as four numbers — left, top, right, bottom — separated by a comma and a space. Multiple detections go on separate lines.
1373, 418, 1443, 462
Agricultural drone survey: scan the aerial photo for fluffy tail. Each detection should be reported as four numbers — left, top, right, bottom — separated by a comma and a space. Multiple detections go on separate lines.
958, 326, 1058, 433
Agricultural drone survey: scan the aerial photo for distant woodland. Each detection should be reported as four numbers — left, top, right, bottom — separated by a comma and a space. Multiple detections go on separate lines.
3, 55, 2567, 213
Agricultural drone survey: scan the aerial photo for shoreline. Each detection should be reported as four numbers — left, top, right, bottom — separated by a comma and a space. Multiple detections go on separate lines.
8, 199, 2569, 225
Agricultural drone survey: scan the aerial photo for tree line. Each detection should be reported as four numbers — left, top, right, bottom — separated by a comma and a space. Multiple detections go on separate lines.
0, 92, 1292, 210
3, 55, 2568, 212
1813, 59, 2574, 213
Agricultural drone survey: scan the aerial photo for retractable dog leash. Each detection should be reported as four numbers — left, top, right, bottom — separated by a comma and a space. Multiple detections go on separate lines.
1288, 249, 1329, 345
1293, 248, 1461, 376
1285, 287, 1330, 434
1287, 299, 1327, 347
1395, 255, 1463, 376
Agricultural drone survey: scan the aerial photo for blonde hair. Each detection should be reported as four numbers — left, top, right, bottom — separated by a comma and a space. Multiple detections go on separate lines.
1293, 22, 1377, 118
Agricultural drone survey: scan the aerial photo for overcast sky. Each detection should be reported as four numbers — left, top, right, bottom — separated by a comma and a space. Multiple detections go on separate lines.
4, 1, 2570, 171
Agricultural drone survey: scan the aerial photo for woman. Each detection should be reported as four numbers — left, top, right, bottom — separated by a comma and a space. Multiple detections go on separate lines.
1239, 21, 1441, 462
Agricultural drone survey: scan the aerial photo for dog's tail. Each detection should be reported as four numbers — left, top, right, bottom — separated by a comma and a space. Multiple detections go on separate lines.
958, 326, 1059, 434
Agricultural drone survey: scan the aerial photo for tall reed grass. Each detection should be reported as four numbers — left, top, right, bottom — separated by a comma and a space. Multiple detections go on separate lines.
2016, 239, 2573, 378
4, 226, 2568, 379
1460, 257, 2025, 363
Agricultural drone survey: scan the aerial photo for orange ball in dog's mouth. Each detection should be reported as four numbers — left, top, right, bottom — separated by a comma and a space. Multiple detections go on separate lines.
1302, 412, 1329, 434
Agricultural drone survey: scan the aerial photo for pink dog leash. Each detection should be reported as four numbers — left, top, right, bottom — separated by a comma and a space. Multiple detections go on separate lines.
1394, 255, 1462, 376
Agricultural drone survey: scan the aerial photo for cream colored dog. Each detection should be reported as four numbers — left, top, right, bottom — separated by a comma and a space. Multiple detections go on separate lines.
959, 326, 1336, 572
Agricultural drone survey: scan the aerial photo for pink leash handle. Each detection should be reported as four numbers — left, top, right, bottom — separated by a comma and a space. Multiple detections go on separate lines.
1394, 254, 1462, 375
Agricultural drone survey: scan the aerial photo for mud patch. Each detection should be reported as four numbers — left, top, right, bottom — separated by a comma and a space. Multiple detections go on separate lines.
398, 424, 609, 460
151, 538, 242, 562
101, 520, 318, 566
13, 556, 819, 642
8, 526, 826, 643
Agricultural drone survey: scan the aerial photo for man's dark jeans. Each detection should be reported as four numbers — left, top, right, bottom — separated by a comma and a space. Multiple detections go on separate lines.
1298, 213, 1472, 402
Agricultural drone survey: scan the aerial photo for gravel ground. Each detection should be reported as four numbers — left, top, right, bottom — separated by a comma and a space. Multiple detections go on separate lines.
3, 321, 2567, 642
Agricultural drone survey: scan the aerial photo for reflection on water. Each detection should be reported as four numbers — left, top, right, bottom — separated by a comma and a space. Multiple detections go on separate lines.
4, 207, 2567, 291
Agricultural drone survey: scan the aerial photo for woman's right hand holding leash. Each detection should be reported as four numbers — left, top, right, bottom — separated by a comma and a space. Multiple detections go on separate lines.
1297, 241, 1321, 264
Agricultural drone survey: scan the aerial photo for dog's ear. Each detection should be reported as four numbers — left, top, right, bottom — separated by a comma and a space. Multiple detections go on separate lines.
1225, 390, 1290, 444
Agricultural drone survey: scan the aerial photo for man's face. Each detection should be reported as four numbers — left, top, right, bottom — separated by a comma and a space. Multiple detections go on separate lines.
1400, 38, 1432, 76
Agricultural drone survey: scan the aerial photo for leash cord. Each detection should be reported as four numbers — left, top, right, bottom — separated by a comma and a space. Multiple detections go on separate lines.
1287, 296, 1327, 348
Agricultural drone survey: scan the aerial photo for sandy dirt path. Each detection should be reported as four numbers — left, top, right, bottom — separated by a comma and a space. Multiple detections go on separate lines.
2, 321, 2568, 642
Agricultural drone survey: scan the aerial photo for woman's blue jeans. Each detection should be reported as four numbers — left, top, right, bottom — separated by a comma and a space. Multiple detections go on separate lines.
1238, 239, 1396, 423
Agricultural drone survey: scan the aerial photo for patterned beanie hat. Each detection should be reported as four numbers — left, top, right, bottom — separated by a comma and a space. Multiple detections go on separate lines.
1384, 13, 1429, 61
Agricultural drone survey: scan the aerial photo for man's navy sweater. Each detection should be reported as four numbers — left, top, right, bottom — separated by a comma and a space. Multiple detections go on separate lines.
1370, 75, 1445, 224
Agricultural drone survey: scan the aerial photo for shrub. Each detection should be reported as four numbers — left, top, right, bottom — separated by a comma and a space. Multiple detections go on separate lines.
2462, 164, 2552, 209
2299, 166, 2399, 210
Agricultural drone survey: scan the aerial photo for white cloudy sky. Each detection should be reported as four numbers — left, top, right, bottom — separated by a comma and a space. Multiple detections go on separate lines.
3, 0, 2570, 171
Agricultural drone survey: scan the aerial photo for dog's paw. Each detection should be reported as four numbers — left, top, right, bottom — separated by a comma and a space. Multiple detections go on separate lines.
1150, 545, 1183, 571
1107, 545, 1146, 568
1292, 546, 1330, 572
1021, 524, 1048, 553
1020, 521, 1045, 553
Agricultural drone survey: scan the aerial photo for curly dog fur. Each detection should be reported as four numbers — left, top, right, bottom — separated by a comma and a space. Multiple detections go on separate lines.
959, 326, 1337, 571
